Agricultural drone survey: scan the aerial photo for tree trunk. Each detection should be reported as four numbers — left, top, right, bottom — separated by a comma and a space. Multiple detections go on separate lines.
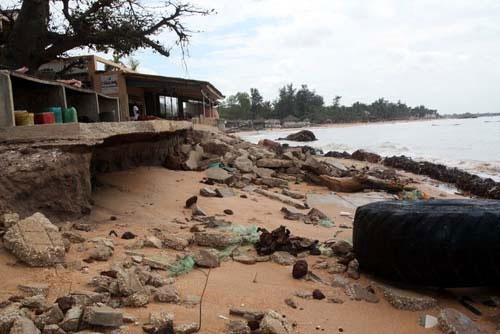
1, 0, 50, 70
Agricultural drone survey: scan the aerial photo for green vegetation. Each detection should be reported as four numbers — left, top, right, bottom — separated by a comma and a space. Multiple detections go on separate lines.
219, 84, 439, 123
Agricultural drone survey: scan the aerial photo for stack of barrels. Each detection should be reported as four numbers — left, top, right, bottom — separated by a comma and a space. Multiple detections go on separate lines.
15, 107, 78, 126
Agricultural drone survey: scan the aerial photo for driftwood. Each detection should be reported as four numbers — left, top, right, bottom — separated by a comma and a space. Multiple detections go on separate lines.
319, 174, 405, 193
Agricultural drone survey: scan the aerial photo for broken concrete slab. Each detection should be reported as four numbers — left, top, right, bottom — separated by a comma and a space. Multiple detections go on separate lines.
234, 156, 254, 173
200, 188, 218, 197
18, 283, 49, 297
271, 252, 296, 266
206, 168, 233, 184
154, 286, 180, 304
380, 285, 437, 311
194, 248, 220, 268
194, 232, 242, 249
307, 191, 396, 210
253, 167, 275, 179
215, 187, 236, 198
256, 159, 294, 169
3, 213, 65, 267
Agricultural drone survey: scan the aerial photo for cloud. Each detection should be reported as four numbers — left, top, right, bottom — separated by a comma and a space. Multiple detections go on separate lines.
131, 0, 500, 114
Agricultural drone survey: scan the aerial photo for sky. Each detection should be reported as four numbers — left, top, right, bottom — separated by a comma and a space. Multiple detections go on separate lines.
78, 0, 500, 114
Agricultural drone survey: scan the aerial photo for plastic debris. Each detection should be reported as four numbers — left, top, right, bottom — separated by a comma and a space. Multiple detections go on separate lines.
168, 256, 195, 277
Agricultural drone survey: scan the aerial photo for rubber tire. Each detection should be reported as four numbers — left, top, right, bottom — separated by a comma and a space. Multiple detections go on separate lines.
353, 200, 500, 287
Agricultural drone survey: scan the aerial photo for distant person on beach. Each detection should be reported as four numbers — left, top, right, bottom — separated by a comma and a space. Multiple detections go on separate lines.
132, 104, 139, 121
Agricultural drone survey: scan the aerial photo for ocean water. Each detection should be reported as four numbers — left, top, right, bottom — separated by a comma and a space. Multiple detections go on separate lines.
239, 116, 500, 181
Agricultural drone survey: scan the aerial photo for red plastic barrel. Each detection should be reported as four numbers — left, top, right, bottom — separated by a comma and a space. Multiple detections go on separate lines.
34, 112, 56, 125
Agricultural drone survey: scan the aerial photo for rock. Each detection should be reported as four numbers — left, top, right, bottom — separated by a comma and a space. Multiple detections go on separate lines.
319, 175, 364, 193
302, 157, 344, 177
381, 285, 437, 311
257, 139, 282, 152
21, 295, 49, 310
312, 289, 325, 300
82, 306, 123, 328
254, 167, 275, 179
160, 235, 190, 251
142, 255, 175, 271
174, 322, 198, 334
234, 156, 254, 173
331, 240, 353, 255
260, 310, 292, 334
232, 254, 256, 265
1, 213, 19, 229
279, 130, 317, 142
225, 320, 250, 334
256, 159, 294, 169
70, 290, 110, 306
17, 284, 49, 297
34, 304, 64, 329
3, 213, 65, 267
420, 314, 438, 329
147, 273, 174, 288
255, 177, 288, 188
201, 139, 231, 156
62, 231, 85, 244
88, 243, 113, 261
200, 188, 218, 197
55, 296, 74, 313
42, 324, 65, 334
59, 306, 83, 332
229, 308, 265, 321
0, 303, 23, 334
254, 189, 308, 209
184, 145, 204, 170
206, 168, 233, 184
191, 204, 207, 217
344, 283, 379, 303
438, 308, 487, 334
281, 189, 304, 199
351, 149, 382, 163
116, 267, 145, 297
327, 263, 347, 274
122, 292, 150, 307
185, 196, 198, 209
154, 286, 180, 304
271, 252, 296, 266
10, 317, 40, 334
194, 232, 242, 249
347, 259, 360, 279
284, 298, 298, 309
180, 295, 201, 307
292, 260, 308, 279
148, 312, 174, 333
194, 249, 220, 268
144, 236, 163, 249
215, 187, 236, 198
294, 290, 313, 299
224, 209, 234, 215
72, 223, 91, 232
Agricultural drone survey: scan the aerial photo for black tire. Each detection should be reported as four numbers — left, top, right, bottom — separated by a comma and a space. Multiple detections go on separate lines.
353, 200, 500, 287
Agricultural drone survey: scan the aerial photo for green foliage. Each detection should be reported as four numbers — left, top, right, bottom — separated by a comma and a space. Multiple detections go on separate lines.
219, 84, 439, 123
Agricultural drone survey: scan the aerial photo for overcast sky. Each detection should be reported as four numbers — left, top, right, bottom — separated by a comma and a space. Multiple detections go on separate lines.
123, 1, 499, 114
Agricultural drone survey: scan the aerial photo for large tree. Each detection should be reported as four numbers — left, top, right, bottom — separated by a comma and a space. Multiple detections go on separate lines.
0, 0, 212, 71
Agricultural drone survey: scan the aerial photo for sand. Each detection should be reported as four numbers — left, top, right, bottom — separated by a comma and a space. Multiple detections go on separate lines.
0, 166, 496, 334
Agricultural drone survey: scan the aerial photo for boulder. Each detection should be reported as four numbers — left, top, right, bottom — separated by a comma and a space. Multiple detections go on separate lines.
1, 212, 19, 229
302, 157, 344, 177
144, 236, 163, 249
256, 159, 294, 169
194, 249, 220, 268
438, 308, 487, 334
154, 286, 180, 304
174, 323, 198, 334
206, 168, 233, 184
194, 232, 242, 249
292, 260, 308, 279
260, 310, 292, 334
254, 167, 275, 179
279, 130, 317, 142
34, 305, 64, 329
234, 156, 254, 173
225, 320, 250, 334
199, 188, 218, 198
351, 149, 382, 163
59, 307, 83, 332
271, 252, 296, 266
3, 213, 65, 267
381, 285, 437, 311
10, 317, 40, 334
201, 139, 231, 156
82, 306, 123, 328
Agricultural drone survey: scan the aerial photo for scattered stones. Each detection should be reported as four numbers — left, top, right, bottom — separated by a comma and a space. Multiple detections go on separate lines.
3, 213, 65, 267
284, 297, 298, 309
215, 187, 236, 198
347, 259, 360, 279
331, 240, 353, 255
225, 320, 250, 334
224, 209, 234, 215
191, 204, 207, 217
260, 310, 293, 334
194, 248, 220, 268
256, 158, 294, 169
292, 260, 308, 279
381, 285, 437, 311
271, 252, 296, 266
59, 306, 83, 332
154, 286, 180, 304
185, 196, 198, 209
82, 306, 123, 328
438, 308, 487, 334
281, 189, 304, 199
312, 289, 326, 300
194, 231, 242, 249
144, 236, 163, 249
234, 156, 254, 173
